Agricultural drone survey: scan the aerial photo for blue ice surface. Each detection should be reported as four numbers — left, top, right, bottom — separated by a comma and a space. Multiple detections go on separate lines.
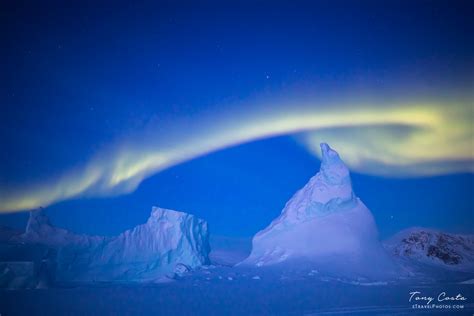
1, 265, 473, 315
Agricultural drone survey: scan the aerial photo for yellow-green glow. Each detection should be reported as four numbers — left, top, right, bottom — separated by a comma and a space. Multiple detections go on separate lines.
0, 97, 472, 212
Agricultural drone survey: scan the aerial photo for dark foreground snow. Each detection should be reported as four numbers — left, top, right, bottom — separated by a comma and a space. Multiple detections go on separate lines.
1, 265, 473, 316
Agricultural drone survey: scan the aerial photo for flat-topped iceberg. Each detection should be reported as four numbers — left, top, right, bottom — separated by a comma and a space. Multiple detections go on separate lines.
18, 206, 210, 283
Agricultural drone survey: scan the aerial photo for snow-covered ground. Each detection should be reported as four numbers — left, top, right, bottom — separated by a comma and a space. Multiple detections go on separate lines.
1, 265, 473, 315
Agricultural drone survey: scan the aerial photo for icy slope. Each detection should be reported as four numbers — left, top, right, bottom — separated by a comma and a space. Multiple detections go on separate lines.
240, 143, 397, 279
384, 227, 474, 273
19, 207, 210, 282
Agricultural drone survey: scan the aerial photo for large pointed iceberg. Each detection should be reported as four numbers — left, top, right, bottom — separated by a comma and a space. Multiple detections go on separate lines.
241, 143, 396, 278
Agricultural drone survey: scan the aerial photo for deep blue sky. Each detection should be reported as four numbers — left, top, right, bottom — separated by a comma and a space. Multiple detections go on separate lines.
0, 1, 473, 238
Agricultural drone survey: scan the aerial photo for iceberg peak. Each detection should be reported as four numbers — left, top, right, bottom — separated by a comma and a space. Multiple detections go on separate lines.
25, 208, 51, 234
147, 206, 188, 224
277, 143, 353, 222
319, 142, 350, 186
320, 142, 338, 161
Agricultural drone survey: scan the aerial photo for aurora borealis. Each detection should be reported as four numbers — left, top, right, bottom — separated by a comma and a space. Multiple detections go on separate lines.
1, 95, 472, 212
0, 1, 472, 238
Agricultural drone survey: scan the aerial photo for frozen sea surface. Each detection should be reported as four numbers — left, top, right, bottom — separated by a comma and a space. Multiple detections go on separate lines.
1, 266, 473, 315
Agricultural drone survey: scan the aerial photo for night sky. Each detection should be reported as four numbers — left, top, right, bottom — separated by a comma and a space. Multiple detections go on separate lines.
0, 1, 473, 239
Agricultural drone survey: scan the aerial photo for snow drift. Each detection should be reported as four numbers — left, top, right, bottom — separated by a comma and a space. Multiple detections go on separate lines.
240, 143, 397, 279
18, 206, 210, 283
